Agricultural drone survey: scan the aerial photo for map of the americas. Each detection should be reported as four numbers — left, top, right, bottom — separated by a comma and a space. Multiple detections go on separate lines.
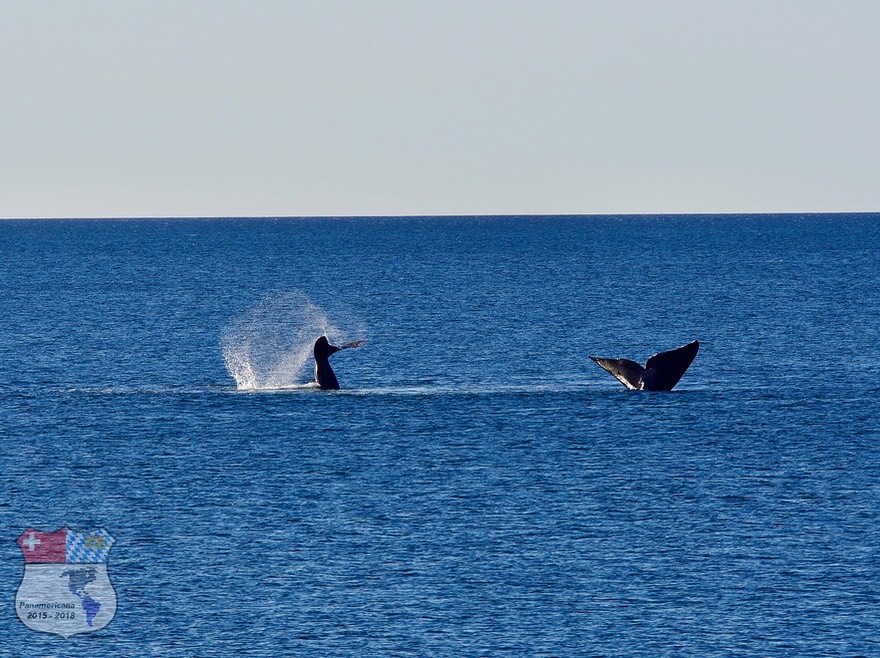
61, 567, 102, 626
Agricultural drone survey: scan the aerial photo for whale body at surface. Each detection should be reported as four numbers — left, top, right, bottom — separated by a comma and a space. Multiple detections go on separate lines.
590, 340, 699, 391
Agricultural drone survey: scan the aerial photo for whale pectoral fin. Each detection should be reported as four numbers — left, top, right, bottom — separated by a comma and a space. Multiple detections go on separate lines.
642, 340, 699, 391
340, 340, 365, 350
590, 357, 645, 390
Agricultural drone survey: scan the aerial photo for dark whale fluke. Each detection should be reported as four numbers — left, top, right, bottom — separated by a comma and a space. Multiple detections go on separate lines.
313, 336, 365, 390
590, 340, 699, 391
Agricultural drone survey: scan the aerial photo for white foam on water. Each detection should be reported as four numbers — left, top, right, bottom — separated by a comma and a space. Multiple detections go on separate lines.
221, 291, 361, 391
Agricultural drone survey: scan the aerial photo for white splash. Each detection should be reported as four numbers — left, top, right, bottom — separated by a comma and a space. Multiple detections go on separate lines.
221, 291, 355, 390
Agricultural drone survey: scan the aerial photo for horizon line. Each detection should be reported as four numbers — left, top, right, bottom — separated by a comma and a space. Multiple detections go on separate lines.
2, 210, 879, 221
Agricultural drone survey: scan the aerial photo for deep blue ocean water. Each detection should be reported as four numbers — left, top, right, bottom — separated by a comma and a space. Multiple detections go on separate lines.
0, 214, 878, 657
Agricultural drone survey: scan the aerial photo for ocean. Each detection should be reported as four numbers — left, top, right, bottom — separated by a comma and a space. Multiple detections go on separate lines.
0, 215, 878, 656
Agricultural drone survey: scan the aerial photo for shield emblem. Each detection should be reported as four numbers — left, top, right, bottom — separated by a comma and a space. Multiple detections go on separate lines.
15, 527, 117, 639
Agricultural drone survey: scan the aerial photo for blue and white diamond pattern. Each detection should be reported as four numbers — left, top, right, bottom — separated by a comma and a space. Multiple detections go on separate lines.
66, 528, 115, 564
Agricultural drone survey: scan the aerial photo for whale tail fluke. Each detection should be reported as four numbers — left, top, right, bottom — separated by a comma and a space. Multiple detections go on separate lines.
339, 339, 366, 350
642, 340, 699, 391
313, 336, 366, 390
589, 357, 645, 390
591, 340, 699, 391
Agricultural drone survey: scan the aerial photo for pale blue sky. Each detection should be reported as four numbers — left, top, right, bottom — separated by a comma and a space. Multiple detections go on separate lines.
2, 1, 878, 217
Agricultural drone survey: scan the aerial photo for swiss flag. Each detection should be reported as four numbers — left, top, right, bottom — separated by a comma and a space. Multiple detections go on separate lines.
17, 528, 67, 563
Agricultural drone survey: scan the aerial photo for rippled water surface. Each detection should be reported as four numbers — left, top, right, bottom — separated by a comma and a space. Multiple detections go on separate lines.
1, 215, 878, 656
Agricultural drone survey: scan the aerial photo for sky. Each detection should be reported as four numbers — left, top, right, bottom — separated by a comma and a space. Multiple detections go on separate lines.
1, 0, 879, 218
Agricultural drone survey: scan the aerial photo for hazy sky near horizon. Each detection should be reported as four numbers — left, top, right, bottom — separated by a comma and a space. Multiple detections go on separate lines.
2, 1, 878, 218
